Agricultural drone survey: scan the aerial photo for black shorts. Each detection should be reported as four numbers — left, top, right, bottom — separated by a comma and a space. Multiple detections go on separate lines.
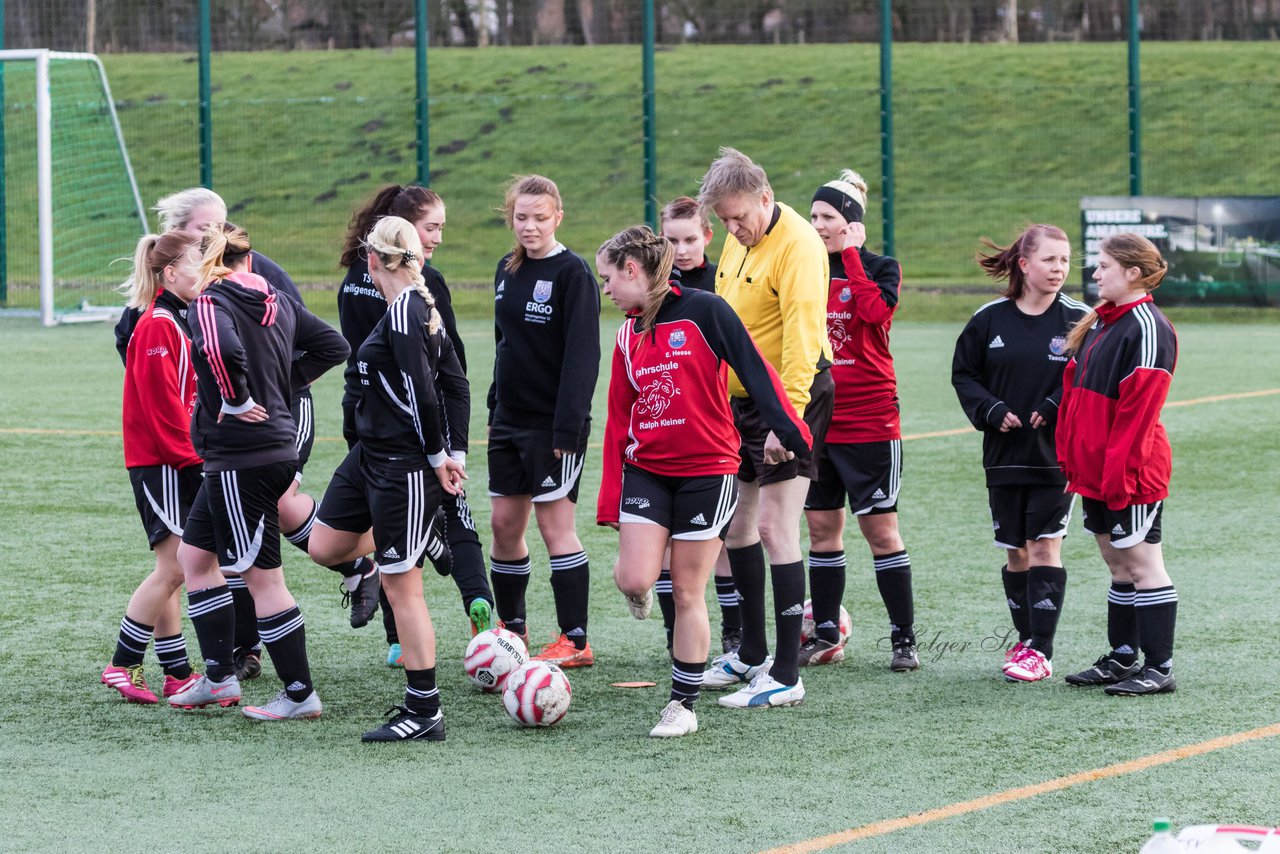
987, 485, 1073, 549
183, 460, 296, 572
487, 419, 589, 503
619, 465, 738, 541
317, 444, 442, 575
129, 463, 203, 548
805, 440, 901, 515
734, 369, 833, 486
1082, 498, 1163, 549
291, 389, 315, 478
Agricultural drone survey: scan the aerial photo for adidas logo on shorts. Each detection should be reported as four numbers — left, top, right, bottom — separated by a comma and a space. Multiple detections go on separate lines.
1032, 598, 1058, 610
872, 488, 887, 500
541, 476, 557, 488
690, 513, 707, 525
382, 546, 401, 560
225, 548, 235, 559
989, 335, 1005, 348
1112, 524, 1126, 536
780, 603, 804, 617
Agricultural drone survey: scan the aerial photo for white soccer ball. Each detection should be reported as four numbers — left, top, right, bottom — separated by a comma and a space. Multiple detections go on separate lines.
463, 628, 528, 693
800, 599, 853, 645
502, 661, 572, 727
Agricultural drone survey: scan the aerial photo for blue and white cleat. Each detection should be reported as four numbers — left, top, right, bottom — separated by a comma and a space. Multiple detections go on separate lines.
718, 670, 804, 709
702, 652, 771, 690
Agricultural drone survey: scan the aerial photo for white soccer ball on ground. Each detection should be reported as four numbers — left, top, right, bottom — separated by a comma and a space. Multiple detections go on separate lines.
800, 599, 853, 645
463, 628, 528, 693
502, 661, 572, 727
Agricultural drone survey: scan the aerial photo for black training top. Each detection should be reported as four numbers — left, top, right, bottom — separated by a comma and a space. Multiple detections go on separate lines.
672, 257, 717, 293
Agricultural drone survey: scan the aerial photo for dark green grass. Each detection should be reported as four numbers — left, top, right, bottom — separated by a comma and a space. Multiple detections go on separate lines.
1, 316, 1278, 853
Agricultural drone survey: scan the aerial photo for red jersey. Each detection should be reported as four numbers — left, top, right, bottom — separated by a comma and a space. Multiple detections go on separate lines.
825, 246, 902, 443
1057, 296, 1177, 510
598, 287, 811, 526
122, 290, 202, 469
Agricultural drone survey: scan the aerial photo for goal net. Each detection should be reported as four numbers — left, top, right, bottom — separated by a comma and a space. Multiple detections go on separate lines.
0, 50, 147, 324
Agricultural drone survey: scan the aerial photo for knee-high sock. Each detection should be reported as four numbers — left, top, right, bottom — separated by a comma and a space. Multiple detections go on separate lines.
727, 543, 767, 666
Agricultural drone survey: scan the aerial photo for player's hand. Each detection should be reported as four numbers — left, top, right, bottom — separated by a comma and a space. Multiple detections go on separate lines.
604, 521, 620, 532
219, 403, 268, 423
762, 430, 795, 466
842, 221, 866, 251
553, 448, 574, 461
1029, 410, 1047, 429
999, 411, 1023, 432
434, 458, 467, 496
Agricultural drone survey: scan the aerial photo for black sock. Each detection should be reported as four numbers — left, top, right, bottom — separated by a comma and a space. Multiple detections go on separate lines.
655, 569, 675, 650
1001, 565, 1031, 642
1134, 586, 1178, 673
187, 585, 236, 682
226, 574, 261, 655
769, 561, 806, 686
405, 667, 440, 716
727, 543, 768, 666
258, 604, 313, 702
714, 576, 741, 632
491, 554, 531, 635
874, 550, 915, 643
1107, 582, 1139, 665
379, 583, 399, 645
549, 551, 589, 649
445, 509, 493, 614
1026, 565, 1067, 659
807, 550, 846, 644
283, 502, 365, 576
154, 632, 193, 679
111, 616, 152, 668
671, 658, 704, 711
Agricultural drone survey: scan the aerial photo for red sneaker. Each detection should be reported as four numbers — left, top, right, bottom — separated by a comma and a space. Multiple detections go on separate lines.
1001, 641, 1027, 675
532, 634, 594, 668
1005, 647, 1053, 682
101, 664, 158, 705
162, 672, 200, 698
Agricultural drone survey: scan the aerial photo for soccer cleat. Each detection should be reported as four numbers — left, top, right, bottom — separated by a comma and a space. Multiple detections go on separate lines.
101, 664, 158, 705
1104, 666, 1176, 696
234, 650, 262, 682
649, 700, 698, 738
703, 652, 772, 690
498, 620, 529, 647
720, 627, 742, 655
1064, 654, 1142, 686
424, 509, 452, 577
1004, 647, 1053, 682
532, 635, 595, 668
468, 598, 495, 637
798, 638, 845, 667
386, 643, 404, 668
890, 641, 920, 672
718, 670, 805, 709
625, 588, 654, 621
168, 674, 241, 710
346, 566, 382, 629
242, 689, 323, 721
162, 672, 200, 698
1001, 641, 1027, 674
362, 706, 446, 742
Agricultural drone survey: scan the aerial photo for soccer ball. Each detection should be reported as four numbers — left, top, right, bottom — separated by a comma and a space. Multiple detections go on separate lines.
502, 661, 572, 727
463, 628, 528, 693
800, 600, 853, 645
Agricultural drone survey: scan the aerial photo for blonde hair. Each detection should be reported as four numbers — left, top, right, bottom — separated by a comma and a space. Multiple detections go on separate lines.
598, 225, 675, 334
823, 169, 868, 211
198, 222, 252, 286
697, 147, 771, 209
501, 175, 562, 274
155, 187, 226, 233
365, 216, 440, 335
121, 232, 201, 309
1065, 232, 1168, 354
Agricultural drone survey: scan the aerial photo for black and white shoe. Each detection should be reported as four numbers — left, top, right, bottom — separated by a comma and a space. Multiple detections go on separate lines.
361, 706, 446, 742
1104, 666, 1176, 696
1064, 654, 1141, 686
424, 509, 452, 577
345, 563, 382, 629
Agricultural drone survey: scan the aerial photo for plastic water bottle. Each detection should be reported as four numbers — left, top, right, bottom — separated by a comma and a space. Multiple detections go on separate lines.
1141, 818, 1184, 853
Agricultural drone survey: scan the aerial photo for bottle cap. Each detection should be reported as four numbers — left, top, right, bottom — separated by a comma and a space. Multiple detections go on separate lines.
1153, 818, 1172, 833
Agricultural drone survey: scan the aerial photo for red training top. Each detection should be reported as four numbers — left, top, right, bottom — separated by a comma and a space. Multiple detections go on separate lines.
122, 289, 202, 469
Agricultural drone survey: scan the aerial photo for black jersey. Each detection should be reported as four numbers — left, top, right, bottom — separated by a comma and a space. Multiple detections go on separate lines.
673, 257, 717, 293
487, 246, 601, 449
951, 293, 1089, 486
354, 288, 469, 467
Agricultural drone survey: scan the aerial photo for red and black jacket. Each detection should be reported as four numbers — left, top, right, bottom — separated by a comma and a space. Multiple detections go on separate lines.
122, 288, 202, 470
1057, 295, 1177, 509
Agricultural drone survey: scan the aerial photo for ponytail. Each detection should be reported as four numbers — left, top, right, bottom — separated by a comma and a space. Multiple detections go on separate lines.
598, 225, 675, 334
199, 222, 252, 286
1065, 232, 1168, 354
365, 215, 441, 335
120, 231, 200, 309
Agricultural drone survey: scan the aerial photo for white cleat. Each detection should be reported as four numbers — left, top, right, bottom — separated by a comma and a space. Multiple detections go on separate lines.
242, 689, 323, 721
718, 671, 805, 709
649, 700, 698, 738
702, 652, 771, 690
167, 674, 241, 710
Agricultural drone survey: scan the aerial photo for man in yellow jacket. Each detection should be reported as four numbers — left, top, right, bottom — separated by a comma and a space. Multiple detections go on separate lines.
699, 147, 834, 709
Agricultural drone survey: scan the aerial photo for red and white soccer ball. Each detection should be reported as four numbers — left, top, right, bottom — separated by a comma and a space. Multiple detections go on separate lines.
502, 661, 572, 727
800, 600, 853, 645
464, 628, 528, 693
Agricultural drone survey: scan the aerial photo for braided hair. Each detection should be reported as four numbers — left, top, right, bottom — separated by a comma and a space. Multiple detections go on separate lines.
364, 216, 440, 335
598, 225, 675, 334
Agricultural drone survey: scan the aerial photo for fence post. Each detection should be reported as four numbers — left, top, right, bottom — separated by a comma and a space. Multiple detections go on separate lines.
0, 0, 7, 304
1128, 0, 1142, 195
879, 0, 895, 256
642, 0, 657, 229
198, 0, 212, 189
416, 0, 429, 185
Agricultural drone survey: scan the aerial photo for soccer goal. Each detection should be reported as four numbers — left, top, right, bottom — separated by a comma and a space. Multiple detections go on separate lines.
0, 50, 147, 325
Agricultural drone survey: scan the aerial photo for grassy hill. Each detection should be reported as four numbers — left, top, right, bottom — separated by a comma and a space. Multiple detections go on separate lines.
74, 42, 1280, 296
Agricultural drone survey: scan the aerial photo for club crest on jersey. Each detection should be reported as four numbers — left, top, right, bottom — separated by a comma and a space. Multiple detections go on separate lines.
1049, 335, 1067, 356
838, 286, 852, 303
667, 329, 686, 349
533, 280, 554, 303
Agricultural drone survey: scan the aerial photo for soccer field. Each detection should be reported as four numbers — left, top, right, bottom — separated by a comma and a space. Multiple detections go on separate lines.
1, 316, 1277, 853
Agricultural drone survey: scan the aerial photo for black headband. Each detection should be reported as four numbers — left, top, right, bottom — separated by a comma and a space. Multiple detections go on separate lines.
812, 185, 864, 224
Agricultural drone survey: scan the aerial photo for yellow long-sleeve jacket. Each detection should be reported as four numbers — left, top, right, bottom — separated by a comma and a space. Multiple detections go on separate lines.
715, 201, 832, 414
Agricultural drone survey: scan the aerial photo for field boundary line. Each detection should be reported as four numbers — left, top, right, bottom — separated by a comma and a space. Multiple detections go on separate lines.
761, 721, 1280, 854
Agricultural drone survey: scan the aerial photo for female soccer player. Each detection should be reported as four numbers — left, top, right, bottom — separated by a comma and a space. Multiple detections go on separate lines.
311, 216, 467, 741
952, 224, 1088, 681
101, 232, 203, 704
597, 225, 812, 737
336, 184, 493, 666
803, 170, 919, 672
487, 175, 600, 668
1058, 233, 1179, 696
166, 223, 348, 720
